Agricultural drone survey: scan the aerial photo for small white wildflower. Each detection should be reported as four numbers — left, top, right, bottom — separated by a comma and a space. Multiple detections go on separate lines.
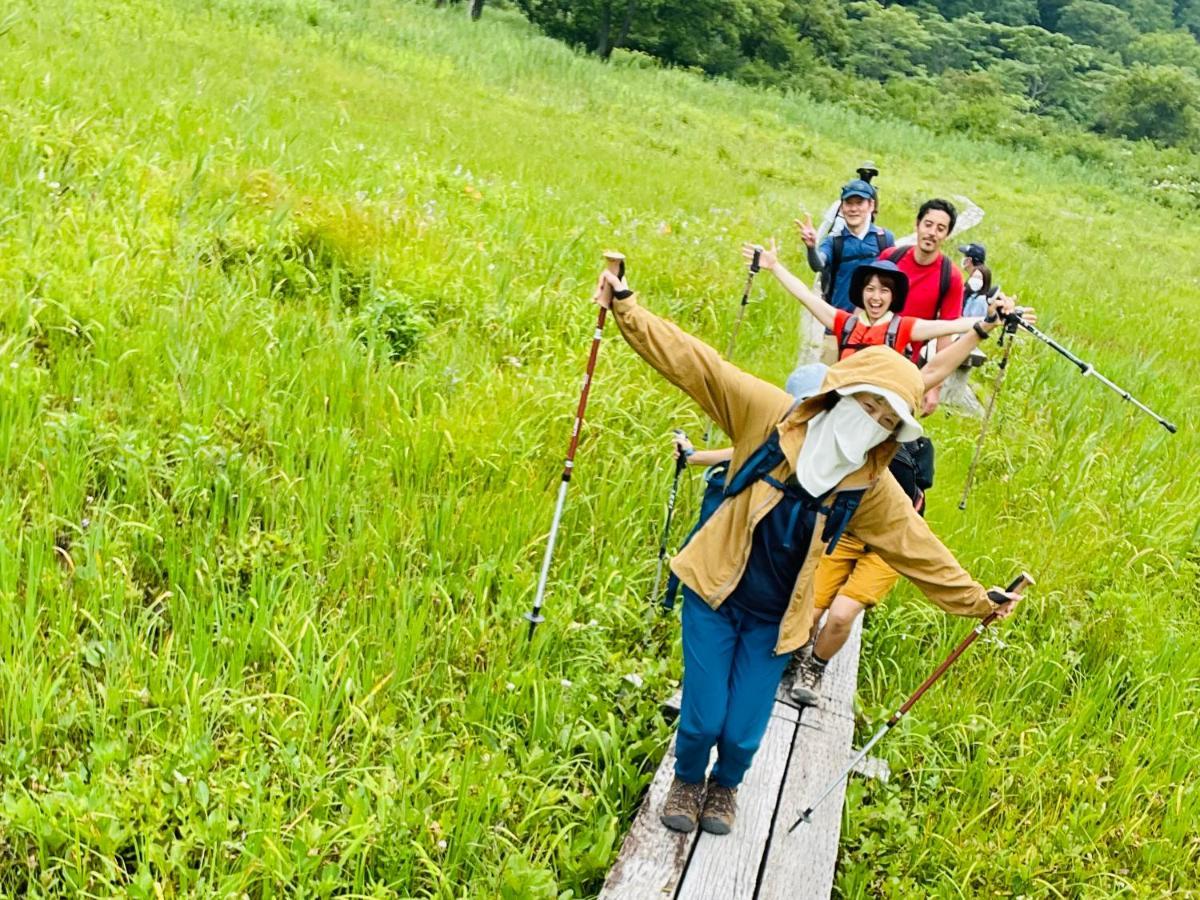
505, 682, 516, 691
560, 678, 573, 688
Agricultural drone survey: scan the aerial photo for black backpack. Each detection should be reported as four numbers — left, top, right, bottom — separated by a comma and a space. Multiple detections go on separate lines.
661, 413, 867, 610
889, 437, 935, 515
820, 226, 895, 300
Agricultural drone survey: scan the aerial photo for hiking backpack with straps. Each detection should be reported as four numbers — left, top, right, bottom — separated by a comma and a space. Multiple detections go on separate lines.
661, 413, 867, 611
836, 312, 905, 358
820, 227, 895, 301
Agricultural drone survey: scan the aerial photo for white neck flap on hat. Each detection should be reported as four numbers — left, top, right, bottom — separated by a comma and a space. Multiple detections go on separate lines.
793, 398, 892, 496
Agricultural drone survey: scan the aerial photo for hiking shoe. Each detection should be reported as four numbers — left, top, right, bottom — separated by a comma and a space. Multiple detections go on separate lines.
660, 777, 706, 833
789, 653, 826, 707
700, 780, 737, 835
781, 640, 813, 691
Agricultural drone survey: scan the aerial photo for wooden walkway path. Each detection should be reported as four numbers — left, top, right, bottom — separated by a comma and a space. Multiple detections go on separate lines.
600, 619, 871, 900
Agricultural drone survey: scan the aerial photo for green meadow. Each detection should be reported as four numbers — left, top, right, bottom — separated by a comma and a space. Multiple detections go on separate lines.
0, 0, 1197, 895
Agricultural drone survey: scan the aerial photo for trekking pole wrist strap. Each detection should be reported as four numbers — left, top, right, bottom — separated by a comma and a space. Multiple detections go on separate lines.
973, 321, 991, 340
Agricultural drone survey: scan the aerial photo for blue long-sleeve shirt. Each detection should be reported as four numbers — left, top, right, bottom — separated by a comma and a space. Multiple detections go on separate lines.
816, 227, 895, 313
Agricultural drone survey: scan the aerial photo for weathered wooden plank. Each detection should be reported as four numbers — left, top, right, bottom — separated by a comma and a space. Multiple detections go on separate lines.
599, 736, 700, 899
755, 702, 857, 900
676, 709, 797, 900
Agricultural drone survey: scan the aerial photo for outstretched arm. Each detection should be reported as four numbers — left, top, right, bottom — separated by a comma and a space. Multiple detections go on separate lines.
596, 268, 792, 443
745, 239, 838, 331
849, 473, 1024, 620
920, 295, 1035, 389
671, 432, 734, 468
910, 316, 978, 342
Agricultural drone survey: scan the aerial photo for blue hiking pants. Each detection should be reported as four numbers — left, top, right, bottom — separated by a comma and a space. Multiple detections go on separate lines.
675, 588, 791, 788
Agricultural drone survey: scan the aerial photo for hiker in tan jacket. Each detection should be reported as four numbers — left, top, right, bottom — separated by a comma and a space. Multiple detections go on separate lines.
592, 262, 1024, 836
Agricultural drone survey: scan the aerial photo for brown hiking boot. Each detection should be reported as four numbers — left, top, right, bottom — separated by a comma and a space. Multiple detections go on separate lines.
660, 777, 706, 833
700, 780, 737, 835
789, 653, 826, 707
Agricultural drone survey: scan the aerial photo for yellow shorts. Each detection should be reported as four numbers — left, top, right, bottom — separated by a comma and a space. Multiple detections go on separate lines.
813, 534, 900, 610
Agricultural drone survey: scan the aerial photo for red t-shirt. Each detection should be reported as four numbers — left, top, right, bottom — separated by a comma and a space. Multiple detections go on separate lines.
878, 248, 963, 363
832, 310, 917, 361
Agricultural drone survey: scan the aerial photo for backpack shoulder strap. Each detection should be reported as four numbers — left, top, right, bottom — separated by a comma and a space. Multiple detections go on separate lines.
722, 402, 801, 498
933, 254, 953, 320
822, 233, 848, 297
876, 227, 895, 251
820, 488, 867, 555
837, 314, 859, 355
884, 314, 904, 349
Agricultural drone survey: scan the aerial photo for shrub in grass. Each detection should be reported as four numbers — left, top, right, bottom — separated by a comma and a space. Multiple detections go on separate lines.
352, 290, 426, 362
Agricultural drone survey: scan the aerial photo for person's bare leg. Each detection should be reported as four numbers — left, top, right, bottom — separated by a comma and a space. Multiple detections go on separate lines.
813, 594, 868, 661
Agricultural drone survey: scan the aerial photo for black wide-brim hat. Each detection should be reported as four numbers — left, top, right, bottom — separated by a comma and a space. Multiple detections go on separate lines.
849, 259, 909, 313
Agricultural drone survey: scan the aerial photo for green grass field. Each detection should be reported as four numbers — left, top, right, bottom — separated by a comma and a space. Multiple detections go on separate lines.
1, 0, 1198, 896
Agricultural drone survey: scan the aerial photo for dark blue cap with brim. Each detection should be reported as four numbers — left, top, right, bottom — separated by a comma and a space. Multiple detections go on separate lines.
841, 179, 876, 201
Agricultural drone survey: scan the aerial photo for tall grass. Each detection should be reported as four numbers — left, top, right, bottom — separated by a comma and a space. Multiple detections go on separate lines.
0, 0, 1196, 895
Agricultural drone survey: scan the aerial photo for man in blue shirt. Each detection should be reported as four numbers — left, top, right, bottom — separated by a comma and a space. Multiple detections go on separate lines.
799, 179, 895, 364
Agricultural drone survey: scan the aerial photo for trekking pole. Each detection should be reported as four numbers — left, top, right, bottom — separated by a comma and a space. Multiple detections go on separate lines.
787, 572, 1034, 833
704, 246, 761, 443
959, 317, 1019, 510
650, 430, 689, 606
524, 251, 625, 640
1006, 312, 1177, 434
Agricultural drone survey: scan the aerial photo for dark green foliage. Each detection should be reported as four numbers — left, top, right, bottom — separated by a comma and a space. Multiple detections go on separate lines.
1099, 64, 1200, 145
353, 291, 427, 362
1056, 1, 1137, 53
512, 0, 1200, 152
1126, 30, 1200, 68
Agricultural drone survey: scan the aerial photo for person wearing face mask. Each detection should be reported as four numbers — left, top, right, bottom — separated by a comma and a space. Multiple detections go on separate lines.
590, 259, 1026, 838
960, 244, 998, 319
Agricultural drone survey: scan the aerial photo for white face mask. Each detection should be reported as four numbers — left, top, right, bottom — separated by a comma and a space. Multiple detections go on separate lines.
794, 398, 892, 496
967, 272, 984, 292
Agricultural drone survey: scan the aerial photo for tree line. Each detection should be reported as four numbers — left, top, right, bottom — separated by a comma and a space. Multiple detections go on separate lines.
492, 0, 1200, 152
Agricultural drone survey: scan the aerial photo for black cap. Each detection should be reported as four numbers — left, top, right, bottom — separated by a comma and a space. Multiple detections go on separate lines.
958, 243, 986, 264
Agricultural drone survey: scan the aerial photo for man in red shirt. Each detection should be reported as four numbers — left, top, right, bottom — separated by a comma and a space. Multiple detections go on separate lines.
879, 199, 963, 416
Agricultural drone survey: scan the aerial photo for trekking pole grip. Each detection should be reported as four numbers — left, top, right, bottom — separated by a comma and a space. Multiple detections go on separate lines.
986, 572, 1035, 615
673, 429, 689, 474
604, 250, 625, 281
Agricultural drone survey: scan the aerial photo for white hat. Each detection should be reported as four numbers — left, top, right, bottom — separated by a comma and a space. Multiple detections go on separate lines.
835, 384, 923, 443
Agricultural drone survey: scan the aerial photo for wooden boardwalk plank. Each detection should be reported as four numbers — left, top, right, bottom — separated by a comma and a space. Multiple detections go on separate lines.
755, 701, 856, 900
754, 615, 865, 900
676, 706, 798, 900
598, 739, 703, 899
607, 613, 870, 900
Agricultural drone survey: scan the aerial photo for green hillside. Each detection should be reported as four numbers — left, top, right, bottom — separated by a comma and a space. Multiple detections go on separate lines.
0, 0, 1197, 896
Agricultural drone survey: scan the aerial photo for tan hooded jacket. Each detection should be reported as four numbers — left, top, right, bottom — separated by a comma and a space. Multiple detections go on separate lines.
612, 294, 994, 655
